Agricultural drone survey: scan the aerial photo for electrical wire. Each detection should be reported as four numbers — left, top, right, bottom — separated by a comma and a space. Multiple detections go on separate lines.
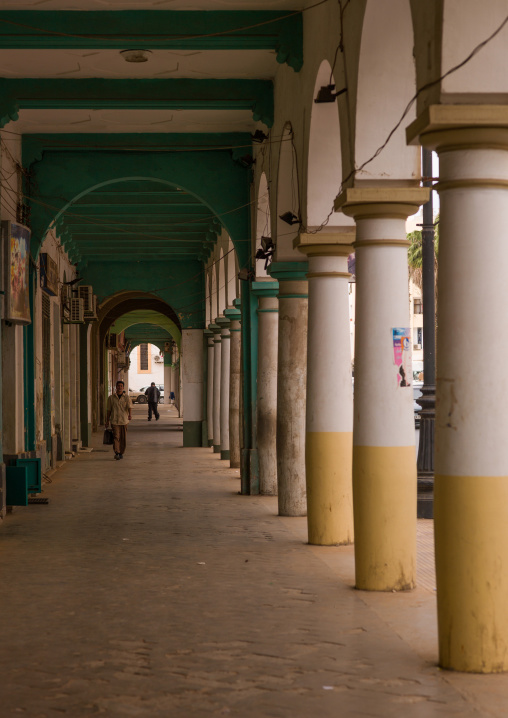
0, 0, 333, 43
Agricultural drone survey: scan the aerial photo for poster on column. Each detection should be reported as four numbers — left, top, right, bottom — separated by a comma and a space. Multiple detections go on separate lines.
392, 328, 412, 388
2, 220, 31, 324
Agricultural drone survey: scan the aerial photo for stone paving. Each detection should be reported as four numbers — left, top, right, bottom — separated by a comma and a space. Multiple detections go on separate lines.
1, 405, 507, 717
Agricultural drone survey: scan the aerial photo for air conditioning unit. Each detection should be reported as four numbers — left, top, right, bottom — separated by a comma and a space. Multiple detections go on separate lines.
108, 333, 117, 349
117, 351, 127, 367
84, 294, 98, 322
78, 285, 93, 312
413, 343, 422, 350
69, 297, 84, 324
154, 355, 163, 363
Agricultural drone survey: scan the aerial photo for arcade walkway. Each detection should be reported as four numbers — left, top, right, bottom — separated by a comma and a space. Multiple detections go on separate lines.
0, 406, 506, 717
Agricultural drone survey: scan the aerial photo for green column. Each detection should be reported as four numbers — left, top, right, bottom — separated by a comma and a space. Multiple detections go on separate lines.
239, 283, 259, 495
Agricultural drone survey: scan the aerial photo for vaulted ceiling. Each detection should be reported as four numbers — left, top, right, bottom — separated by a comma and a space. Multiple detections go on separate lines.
0, 1, 305, 327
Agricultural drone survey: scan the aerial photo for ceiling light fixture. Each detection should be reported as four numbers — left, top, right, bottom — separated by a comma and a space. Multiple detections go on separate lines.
120, 49, 152, 63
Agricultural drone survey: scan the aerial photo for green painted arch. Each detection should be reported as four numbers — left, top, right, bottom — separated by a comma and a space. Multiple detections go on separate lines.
98, 291, 182, 347
111, 311, 178, 342
27, 150, 251, 266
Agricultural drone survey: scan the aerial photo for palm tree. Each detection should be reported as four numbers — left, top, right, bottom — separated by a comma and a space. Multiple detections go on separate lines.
407, 217, 439, 303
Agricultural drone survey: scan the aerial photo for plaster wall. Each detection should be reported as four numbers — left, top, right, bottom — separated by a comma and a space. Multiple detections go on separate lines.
128, 343, 164, 390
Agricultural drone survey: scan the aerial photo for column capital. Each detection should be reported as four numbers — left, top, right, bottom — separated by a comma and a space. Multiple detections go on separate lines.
251, 280, 279, 298
203, 328, 213, 337
406, 104, 508, 151
233, 297, 241, 311
268, 260, 308, 282
224, 306, 241, 322
208, 322, 221, 335
334, 187, 429, 221
294, 231, 355, 257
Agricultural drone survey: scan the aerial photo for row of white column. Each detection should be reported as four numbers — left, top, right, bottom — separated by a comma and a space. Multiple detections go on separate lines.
206, 304, 242, 465
247, 108, 508, 674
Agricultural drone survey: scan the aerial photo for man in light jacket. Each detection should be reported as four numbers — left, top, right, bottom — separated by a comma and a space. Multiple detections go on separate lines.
105, 380, 132, 460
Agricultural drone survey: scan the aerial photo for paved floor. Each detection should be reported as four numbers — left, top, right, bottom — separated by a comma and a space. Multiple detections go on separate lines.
1, 405, 507, 717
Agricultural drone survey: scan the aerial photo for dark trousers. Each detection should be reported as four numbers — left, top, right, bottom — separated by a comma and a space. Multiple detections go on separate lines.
148, 401, 159, 420
112, 424, 127, 455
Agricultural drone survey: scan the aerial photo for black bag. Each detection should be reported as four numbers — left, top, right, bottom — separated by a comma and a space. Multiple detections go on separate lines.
103, 428, 114, 445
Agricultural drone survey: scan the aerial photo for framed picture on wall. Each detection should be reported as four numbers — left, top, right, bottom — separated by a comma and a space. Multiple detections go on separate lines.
2, 220, 31, 325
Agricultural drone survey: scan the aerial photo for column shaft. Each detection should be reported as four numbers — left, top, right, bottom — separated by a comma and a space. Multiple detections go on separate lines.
256, 295, 279, 495
219, 323, 231, 460
407, 107, 508, 672
268, 266, 308, 517
336, 188, 428, 591
206, 336, 214, 447
298, 234, 354, 545
225, 306, 242, 468
181, 330, 203, 447
211, 324, 221, 453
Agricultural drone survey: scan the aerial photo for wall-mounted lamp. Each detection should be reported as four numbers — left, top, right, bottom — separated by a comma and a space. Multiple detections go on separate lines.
251, 130, 269, 143
314, 84, 347, 103
238, 154, 255, 168
255, 236, 275, 270
279, 211, 300, 226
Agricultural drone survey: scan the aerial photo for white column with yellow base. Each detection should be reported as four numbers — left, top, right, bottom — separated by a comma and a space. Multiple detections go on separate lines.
336, 188, 429, 590
296, 232, 355, 546
408, 105, 508, 672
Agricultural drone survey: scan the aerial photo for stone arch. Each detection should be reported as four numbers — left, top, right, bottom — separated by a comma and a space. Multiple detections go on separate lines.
28, 151, 250, 265
307, 60, 355, 229
276, 123, 300, 261
256, 172, 271, 278
355, 0, 419, 182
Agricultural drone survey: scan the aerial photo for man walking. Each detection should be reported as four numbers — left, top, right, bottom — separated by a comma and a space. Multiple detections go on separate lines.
145, 382, 160, 421
105, 380, 132, 460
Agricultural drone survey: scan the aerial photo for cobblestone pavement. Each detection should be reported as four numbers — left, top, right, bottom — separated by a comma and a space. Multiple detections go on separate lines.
0, 406, 506, 717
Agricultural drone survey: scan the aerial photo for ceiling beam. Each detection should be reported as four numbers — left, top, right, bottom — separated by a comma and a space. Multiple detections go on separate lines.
0, 11, 302, 71
1, 78, 274, 128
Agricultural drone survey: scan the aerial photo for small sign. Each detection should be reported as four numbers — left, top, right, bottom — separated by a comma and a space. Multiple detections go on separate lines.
40, 253, 59, 296
392, 327, 412, 388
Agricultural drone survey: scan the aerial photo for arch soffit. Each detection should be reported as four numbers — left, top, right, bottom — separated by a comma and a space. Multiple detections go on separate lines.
28, 152, 250, 264
98, 293, 182, 348
354, 0, 419, 182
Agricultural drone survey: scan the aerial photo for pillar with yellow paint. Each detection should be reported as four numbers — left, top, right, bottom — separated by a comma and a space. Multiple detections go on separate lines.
408, 105, 508, 672
296, 232, 355, 545
335, 188, 429, 591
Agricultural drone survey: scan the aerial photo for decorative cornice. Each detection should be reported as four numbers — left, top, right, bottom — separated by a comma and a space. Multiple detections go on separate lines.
295, 230, 355, 257
251, 280, 279, 298
268, 261, 308, 282
406, 104, 508, 149
335, 187, 430, 220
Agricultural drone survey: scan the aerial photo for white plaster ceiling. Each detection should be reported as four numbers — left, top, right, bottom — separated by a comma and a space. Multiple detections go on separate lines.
0, 49, 279, 79
0, 0, 306, 8
11, 108, 260, 133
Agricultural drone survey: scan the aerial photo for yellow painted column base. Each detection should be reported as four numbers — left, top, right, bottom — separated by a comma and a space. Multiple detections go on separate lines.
306, 432, 354, 546
435, 474, 508, 673
353, 445, 416, 591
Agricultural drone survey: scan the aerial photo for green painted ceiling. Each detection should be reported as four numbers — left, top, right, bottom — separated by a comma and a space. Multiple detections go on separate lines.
0, 6, 303, 327
110, 309, 180, 345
